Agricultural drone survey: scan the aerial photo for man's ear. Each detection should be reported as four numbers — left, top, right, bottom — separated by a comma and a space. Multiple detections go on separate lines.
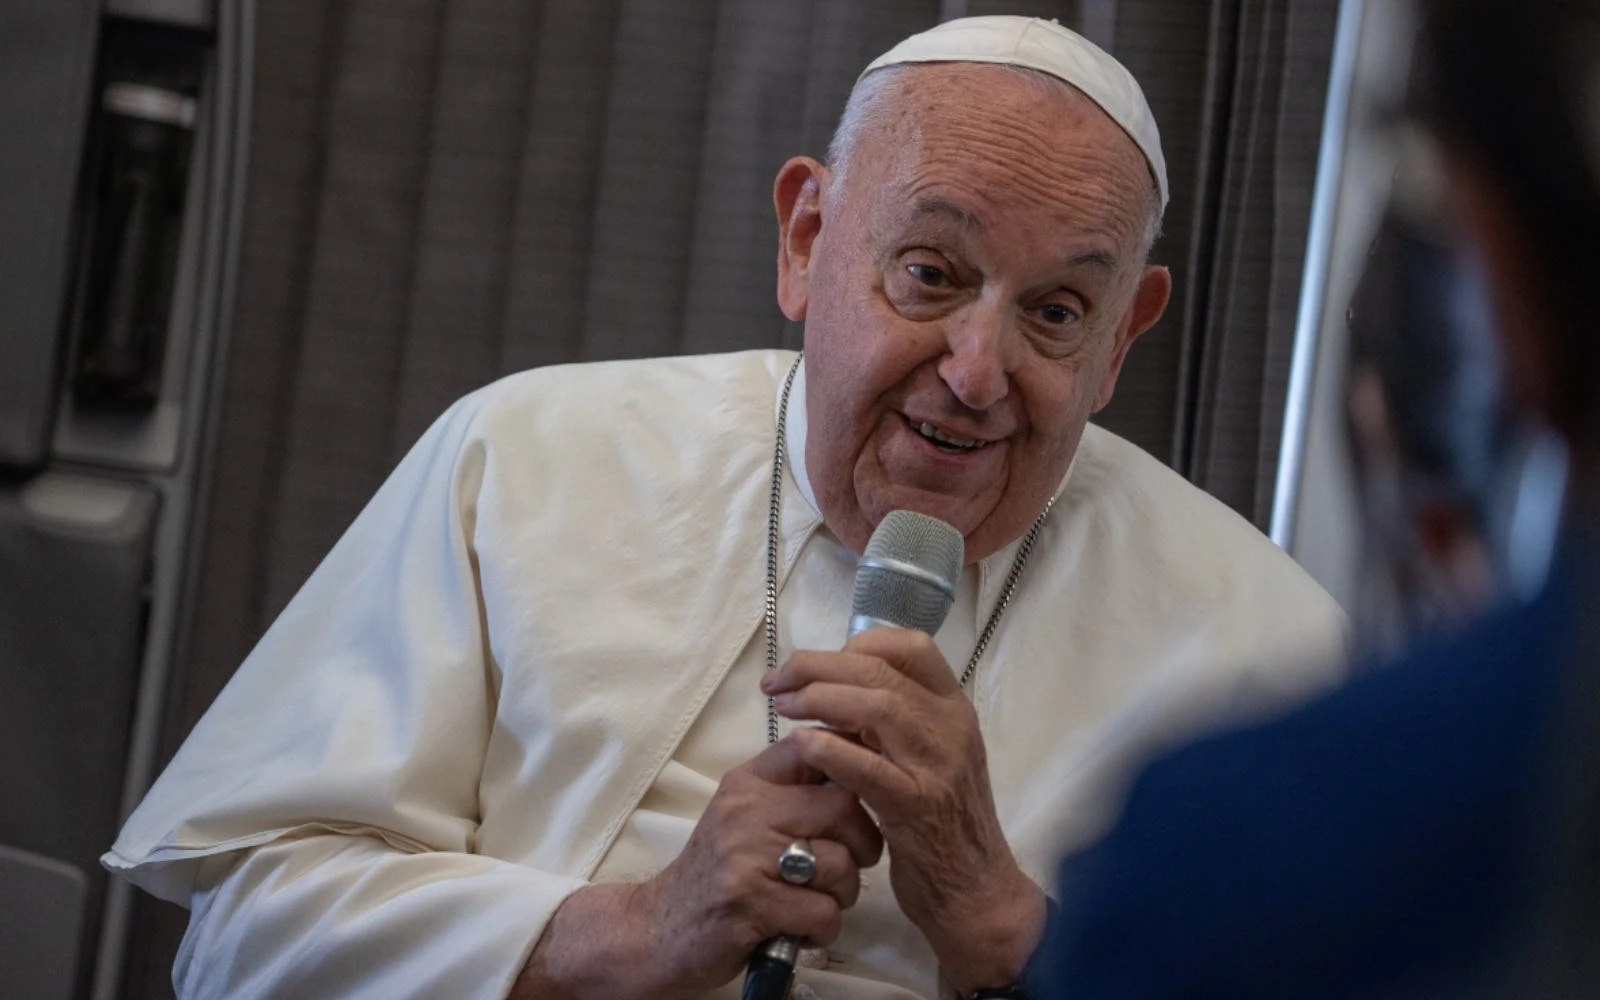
774, 156, 827, 322
1093, 265, 1172, 411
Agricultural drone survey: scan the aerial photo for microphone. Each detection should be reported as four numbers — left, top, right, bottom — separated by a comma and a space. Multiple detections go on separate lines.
742, 510, 964, 1000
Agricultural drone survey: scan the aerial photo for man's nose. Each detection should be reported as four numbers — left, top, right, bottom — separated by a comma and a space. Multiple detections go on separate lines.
937, 301, 1014, 411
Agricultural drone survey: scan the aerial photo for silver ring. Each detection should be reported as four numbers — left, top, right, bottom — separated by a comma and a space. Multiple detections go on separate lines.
777, 839, 817, 885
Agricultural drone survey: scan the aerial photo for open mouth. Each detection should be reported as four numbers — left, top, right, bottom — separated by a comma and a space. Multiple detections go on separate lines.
913, 420, 989, 455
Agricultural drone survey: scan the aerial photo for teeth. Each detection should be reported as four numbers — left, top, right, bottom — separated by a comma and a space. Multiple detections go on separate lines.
917, 421, 983, 450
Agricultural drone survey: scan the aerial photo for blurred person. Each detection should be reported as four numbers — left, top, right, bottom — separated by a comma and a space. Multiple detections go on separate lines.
103, 17, 1345, 1000
1344, 136, 1567, 650
1043, 0, 1600, 995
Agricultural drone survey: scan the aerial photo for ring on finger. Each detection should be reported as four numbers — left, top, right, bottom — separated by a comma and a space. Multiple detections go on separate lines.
777, 839, 818, 885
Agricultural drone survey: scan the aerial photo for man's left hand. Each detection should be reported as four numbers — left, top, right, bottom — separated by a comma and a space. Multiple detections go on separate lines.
761, 628, 1046, 994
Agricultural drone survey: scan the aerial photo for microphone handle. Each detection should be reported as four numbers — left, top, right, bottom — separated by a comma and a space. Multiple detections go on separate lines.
742, 937, 798, 1000
742, 617, 898, 997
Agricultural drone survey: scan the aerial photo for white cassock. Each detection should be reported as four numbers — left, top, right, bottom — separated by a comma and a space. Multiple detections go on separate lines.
106, 351, 1346, 999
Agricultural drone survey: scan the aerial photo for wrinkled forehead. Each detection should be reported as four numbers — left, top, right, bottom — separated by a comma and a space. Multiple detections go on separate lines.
851, 66, 1155, 251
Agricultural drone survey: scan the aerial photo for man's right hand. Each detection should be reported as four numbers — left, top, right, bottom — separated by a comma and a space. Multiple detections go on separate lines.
514, 735, 884, 999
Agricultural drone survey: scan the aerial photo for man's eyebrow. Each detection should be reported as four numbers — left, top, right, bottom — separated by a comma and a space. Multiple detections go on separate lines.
1067, 249, 1119, 271
906, 196, 1122, 271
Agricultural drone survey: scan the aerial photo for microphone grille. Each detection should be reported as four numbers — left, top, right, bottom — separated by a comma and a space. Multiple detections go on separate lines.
851, 510, 965, 635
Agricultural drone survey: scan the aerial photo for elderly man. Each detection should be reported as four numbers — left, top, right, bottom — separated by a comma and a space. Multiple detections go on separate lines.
107, 16, 1342, 1000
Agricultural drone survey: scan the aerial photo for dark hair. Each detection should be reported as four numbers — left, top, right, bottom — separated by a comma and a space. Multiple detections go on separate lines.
1417, 0, 1600, 436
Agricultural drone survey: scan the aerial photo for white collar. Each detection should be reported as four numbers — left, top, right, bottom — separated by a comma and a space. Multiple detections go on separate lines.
778, 356, 822, 518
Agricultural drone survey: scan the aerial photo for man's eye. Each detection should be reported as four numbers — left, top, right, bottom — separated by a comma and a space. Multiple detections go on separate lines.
907, 263, 950, 287
1037, 303, 1079, 326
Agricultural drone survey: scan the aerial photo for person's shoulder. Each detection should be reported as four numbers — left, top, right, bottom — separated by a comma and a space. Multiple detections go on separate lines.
1133, 550, 1584, 847
1049, 595, 1568, 998
1123, 589, 1570, 873
461, 349, 797, 427
405, 350, 793, 456
383, 351, 797, 492
1158, 594, 1559, 785
1072, 424, 1283, 549
1067, 424, 1337, 616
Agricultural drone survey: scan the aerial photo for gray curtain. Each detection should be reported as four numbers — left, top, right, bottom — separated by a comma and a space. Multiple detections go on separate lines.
128, 1, 1338, 995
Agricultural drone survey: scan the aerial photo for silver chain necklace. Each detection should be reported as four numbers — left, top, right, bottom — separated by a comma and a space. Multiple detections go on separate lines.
764, 353, 1055, 745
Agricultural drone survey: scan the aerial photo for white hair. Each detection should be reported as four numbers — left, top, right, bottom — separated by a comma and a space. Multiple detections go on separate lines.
825, 63, 1164, 256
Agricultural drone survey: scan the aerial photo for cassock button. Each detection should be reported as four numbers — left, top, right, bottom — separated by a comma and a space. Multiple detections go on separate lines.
796, 946, 830, 969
